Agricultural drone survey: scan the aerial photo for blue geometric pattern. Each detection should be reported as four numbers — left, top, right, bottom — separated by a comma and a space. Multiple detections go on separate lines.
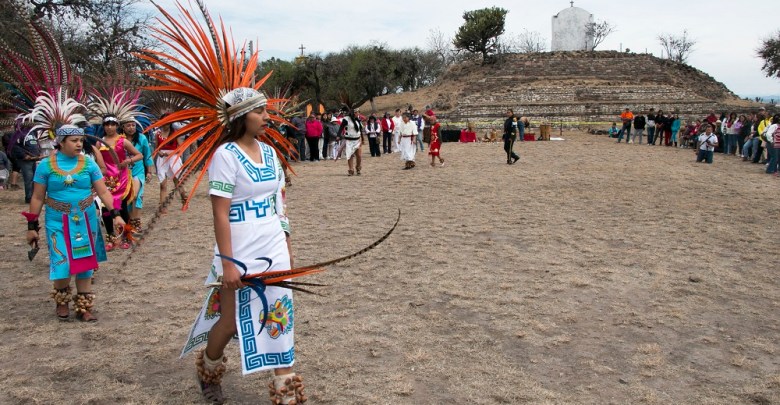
238, 287, 294, 372
229, 197, 276, 223
259, 144, 276, 181
225, 143, 276, 183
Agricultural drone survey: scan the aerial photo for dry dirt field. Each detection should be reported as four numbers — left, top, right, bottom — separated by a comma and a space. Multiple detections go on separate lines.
1, 131, 779, 405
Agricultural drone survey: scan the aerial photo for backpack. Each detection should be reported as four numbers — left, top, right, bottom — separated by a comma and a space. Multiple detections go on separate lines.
759, 120, 772, 142
773, 125, 780, 144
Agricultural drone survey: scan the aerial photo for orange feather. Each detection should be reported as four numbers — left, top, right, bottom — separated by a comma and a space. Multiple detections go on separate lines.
137, 1, 294, 209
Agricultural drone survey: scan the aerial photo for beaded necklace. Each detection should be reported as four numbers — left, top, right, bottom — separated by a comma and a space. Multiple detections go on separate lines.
49, 152, 86, 186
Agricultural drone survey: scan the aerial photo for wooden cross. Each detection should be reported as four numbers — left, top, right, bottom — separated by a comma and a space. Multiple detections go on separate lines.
298, 44, 306, 56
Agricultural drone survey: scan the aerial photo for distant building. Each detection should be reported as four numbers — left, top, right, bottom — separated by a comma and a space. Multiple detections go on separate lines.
551, 2, 594, 51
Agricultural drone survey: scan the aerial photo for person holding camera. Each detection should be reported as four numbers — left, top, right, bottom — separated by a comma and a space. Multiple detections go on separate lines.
696, 123, 718, 164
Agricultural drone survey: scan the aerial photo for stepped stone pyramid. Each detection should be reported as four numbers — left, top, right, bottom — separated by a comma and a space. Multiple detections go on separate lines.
372, 51, 757, 128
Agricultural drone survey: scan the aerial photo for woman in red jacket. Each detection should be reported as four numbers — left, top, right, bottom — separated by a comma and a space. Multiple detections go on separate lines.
304, 113, 322, 162
380, 112, 394, 154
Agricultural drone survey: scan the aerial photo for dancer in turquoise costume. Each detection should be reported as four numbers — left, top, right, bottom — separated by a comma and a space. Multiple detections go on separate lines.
24, 122, 125, 322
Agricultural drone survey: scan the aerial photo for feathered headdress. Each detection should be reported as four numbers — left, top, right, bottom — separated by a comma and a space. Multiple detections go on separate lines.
0, 12, 83, 148
22, 89, 87, 142
142, 91, 193, 121
268, 85, 308, 122
136, 0, 295, 206
84, 60, 150, 126
0, 15, 82, 115
87, 89, 148, 125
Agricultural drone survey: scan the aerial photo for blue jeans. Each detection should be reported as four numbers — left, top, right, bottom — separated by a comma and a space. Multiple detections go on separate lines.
725, 134, 738, 155
295, 135, 306, 161
19, 159, 36, 203
743, 138, 759, 159
518, 122, 525, 142
646, 126, 656, 144
632, 128, 644, 144
618, 122, 631, 142
696, 149, 713, 164
766, 143, 778, 173
416, 131, 424, 151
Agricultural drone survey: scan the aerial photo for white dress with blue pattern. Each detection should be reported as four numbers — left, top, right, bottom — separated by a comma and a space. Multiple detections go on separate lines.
181, 140, 293, 375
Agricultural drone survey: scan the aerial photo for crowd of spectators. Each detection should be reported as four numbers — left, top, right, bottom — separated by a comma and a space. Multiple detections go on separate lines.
609, 107, 780, 172
279, 105, 429, 163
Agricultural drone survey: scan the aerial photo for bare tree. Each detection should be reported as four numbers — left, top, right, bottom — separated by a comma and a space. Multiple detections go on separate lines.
495, 33, 521, 54
426, 28, 454, 66
585, 20, 615, 51
518, 29, 547, 53
658, 30, 696, 64
55, 0, 155, 75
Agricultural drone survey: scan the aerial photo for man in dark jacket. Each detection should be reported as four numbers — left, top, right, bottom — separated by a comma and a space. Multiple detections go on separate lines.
11, 128, 43, 203
503, 109, 520, 164
646, 108, 656, 145
1, 131, 20, 189
290, 114, 307, 161
632, 113, 646, 144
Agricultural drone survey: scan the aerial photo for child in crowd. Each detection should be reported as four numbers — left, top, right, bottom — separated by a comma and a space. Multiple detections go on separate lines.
608, 123, 619, 138
696, 123, 718, 164
428, 116, 444, 167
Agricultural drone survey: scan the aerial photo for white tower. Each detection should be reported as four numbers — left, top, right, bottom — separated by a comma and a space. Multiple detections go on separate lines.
551, 1, 594, 51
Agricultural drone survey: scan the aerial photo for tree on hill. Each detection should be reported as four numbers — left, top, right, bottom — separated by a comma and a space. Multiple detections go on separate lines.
453, 7, 507, 64
427, 27, 455, 66
585, 20, 615, 51
658, 30, 696, 64
758, 30, 780, 79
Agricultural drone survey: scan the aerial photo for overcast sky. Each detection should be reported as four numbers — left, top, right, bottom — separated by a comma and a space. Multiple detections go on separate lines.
145, 0, 780, 98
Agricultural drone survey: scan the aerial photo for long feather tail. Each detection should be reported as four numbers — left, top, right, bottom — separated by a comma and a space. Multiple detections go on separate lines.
246, 209, 401, 286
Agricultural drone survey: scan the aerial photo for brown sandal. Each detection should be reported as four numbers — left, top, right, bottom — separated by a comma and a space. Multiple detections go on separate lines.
348, 170, 354, 176
269, 373, 307, 404
51, 287, 72, 321
196, 350, 227, 404
73, 293, 97, 322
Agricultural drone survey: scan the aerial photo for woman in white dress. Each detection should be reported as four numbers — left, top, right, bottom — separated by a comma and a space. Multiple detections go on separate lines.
178, 88, 304, 404
397, 112, 418, 169
154, 116, 189, 210
141, 3, 303, 402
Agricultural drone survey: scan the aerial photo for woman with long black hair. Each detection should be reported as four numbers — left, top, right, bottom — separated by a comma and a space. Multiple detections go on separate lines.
122, 119, 154, 233
97, 115, 142, 250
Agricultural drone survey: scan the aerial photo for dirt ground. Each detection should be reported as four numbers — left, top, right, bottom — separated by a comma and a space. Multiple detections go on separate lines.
1, 131, 779, 405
